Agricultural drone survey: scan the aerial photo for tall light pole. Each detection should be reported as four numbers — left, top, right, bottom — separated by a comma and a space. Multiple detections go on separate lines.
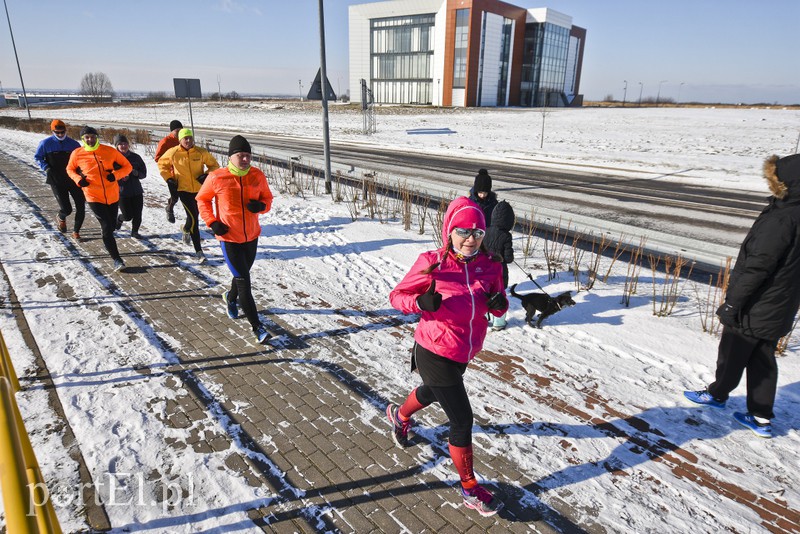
298, 79, 303, 102
317, 0, 332, 194
656, 80, 667, 106
217, 74, 222, 102
622, 80, 628, 107
637, 82, 643, 107
678, 82, 685, 104
3, 0, 30, 119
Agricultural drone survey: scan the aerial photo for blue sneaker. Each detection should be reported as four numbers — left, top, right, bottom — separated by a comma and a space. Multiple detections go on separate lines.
222, 291, 238, 319
733, 412, 772, 438
683, 389, 726, 409
254, 324, 271, 344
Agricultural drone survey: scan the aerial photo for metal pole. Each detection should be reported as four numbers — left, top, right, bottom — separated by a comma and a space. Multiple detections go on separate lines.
622, 80, 627, 107
795, 131, 800, 154
3, 0, 30, 119
318, 0, 332, 194
187, 96, 194, 133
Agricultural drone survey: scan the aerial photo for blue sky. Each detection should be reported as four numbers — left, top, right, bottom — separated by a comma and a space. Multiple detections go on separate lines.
0, 0, 797, 104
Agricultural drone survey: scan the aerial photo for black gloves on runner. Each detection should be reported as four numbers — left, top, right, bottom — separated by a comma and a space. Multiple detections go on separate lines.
210, 221, 229, 236
416, 280, 442, 312
246, 199, 266, 213
197, 173, 208, 184
486, 291, 508, 310
106, 171, 116, 182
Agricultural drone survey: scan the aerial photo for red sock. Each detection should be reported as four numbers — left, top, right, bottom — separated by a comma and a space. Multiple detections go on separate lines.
448, 443, 477, 490
398, 388, 425, 420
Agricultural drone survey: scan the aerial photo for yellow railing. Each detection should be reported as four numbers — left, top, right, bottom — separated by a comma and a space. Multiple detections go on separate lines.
0, 330, 62, 533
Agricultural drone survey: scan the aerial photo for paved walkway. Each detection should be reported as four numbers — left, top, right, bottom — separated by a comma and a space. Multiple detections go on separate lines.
1, 149, 798, 533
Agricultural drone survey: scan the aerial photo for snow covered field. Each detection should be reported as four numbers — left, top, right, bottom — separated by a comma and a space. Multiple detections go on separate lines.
0, 104, 798, 532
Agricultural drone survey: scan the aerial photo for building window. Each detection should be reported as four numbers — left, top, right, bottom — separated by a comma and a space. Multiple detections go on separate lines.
453, 9, 469, 89
520, 22, 570, 107
370, 14, 435, 104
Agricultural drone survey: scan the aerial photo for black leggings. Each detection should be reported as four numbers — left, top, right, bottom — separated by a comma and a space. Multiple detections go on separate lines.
87, 202, 120, 261
178, 191, 202, 252
166, 180, 179, 211
117, 195, 143, 233
50, 182, 85, 232
414, 344, 473, 447
221, 239, 260, 329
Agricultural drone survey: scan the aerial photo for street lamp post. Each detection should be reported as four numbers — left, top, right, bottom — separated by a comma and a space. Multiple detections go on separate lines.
678, 82, 685, 104
298, 79, 303, 102
622, 80, 628, 107
657, 80, 667, 106
3, 0, 31, 119
437, 78, 441, 106
637, 82, 643, 107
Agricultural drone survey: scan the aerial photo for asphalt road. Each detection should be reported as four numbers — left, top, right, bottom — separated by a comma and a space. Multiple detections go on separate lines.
108, 121, 763, 268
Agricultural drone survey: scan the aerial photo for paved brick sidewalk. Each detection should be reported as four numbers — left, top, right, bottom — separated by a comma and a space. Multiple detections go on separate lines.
0, 152, 573, 532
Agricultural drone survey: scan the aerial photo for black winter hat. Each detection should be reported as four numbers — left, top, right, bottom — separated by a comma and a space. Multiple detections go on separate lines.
79, 125, 98, 137
228, 135, 252, 156
113, 134, 129, 146
169, 120, 183, 131
473, 168, 492, 193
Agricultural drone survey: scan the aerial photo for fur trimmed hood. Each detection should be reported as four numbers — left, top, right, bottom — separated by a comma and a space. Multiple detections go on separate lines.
764, 153, 800, 199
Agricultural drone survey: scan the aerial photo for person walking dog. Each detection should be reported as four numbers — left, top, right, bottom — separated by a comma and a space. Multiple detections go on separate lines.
684, 153, 800, 438
386, 196, 508, 516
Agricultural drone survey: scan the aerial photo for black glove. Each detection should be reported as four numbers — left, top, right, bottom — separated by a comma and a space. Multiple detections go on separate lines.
197, 173, 208, 184
487, 291, 508, 310
716, 303, 740, 328
78, 177, 89, 187
106, 171, 116, 182
113, 162, 122, 170
75, 166, 85, 177
45, 167, 54, 181
246, 199, 266, 213
416, 280, 442, 312
166, 178, 177, 188
210, 221, 229, 236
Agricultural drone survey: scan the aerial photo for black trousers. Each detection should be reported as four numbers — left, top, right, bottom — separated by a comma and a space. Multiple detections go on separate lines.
87, 202, 121, 261
49, 181, 85, 232
118, 195, 143, 233
413, 344, 473, 447
221, 239, 261, 330
166, 180, 179, 212
177, 191, 202, 252
708, 327, 779, 420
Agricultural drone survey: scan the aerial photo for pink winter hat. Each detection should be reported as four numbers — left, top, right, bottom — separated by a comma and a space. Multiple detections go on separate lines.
441, 196, 486, 245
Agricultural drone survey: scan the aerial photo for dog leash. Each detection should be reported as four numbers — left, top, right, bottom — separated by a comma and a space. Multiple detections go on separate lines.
513, 260, 552, 297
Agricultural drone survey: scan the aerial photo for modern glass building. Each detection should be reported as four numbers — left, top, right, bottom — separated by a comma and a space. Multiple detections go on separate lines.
349, 0, 585, 107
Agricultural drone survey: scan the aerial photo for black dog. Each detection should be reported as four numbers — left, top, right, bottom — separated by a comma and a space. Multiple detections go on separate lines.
509, 284, 576, 328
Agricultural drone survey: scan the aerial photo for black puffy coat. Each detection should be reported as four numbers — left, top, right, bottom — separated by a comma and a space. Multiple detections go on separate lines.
118, 150, 147, 198
484, 200, 515, 288
725, 154, 800, 340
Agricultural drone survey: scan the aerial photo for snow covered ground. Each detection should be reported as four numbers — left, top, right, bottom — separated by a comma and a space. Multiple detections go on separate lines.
0, 104, 798, 532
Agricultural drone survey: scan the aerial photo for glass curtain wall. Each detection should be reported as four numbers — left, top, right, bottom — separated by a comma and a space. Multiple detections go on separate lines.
452, 9, 469, 89
519, 22, 570, 107
371, 14, 435, 104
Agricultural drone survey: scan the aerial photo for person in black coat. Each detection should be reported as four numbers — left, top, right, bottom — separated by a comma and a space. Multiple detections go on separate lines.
483, 200, 515, 330
469, 169, 498, 225
684, 153, 800, 438
113, 134, 148, 238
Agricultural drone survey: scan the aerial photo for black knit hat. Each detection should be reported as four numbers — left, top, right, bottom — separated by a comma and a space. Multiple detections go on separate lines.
79, 125, 98, 137
113, 134, 129, 146
169, 120, 183, 131
228, 135, 252, 156
473, 168, 492, 193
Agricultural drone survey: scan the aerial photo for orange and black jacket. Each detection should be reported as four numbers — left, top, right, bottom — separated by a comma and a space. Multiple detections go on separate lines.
66, 144, 133, 205
196, 165, 273, 244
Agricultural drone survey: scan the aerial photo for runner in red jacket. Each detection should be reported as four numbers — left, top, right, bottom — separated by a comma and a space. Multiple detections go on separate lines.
197, 135, 274, 344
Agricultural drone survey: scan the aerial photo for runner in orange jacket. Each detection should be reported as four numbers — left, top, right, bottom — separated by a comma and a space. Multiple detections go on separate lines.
66, 126, 133, 272
197, 135, 274, 343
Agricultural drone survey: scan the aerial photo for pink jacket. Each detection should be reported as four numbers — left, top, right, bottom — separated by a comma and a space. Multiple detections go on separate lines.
390, 196, 505, 364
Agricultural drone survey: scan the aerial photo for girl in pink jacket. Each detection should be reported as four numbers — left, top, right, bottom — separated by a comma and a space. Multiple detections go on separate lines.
387, 196, 508, 516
